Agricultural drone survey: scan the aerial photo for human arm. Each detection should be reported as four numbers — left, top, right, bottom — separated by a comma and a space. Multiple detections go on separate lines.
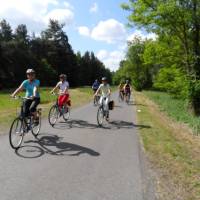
33, 80, 40, 97
11, 83, 24, 98
50, 82, 60, 94
94, 85, 101, 96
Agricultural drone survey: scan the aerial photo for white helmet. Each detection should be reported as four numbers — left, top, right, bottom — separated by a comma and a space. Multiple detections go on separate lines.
26, 69, 35, 74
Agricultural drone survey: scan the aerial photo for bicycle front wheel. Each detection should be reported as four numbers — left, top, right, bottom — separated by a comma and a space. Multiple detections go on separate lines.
97, 107, 104, 126
48, 105, 59, 126
9, 118, 24, 149
31, 114, 41, 137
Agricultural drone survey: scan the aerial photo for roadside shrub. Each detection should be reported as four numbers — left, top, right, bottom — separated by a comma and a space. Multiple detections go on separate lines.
153, 65, 189, 98
188, 80, 200, 115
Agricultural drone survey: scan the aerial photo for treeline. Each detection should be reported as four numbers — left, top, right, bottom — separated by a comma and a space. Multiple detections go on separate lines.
0, 19, 112, 88
114, 0, 200, 115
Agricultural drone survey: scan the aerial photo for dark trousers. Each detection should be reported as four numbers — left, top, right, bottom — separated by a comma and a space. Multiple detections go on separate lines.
23, 98, 40, 117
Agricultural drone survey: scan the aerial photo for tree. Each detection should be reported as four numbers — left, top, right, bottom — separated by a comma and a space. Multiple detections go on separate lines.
121, 0, 200, 114
14, 24, 29, 44
0, 19, 12, 41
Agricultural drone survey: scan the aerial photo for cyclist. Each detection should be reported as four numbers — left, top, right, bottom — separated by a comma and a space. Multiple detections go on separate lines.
50, 74, 70, 110
11, 69, 40, 120
94, 77, 111, 121
92, 79, 100, 94
118, 82, 124, 101
92, 79, 100, 105
123, 80, 132, 101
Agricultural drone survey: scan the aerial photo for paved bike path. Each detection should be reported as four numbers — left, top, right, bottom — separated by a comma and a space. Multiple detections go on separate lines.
0, 93, 155, 200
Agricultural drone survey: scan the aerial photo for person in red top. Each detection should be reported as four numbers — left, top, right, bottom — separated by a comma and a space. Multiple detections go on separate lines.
51, 74, 70, 109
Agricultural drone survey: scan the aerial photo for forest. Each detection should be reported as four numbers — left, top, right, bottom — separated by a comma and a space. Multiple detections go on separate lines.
0, 19, 112, 88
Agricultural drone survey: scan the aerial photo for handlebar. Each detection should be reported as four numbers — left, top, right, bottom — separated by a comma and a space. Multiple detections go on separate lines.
11, 96, 34, 100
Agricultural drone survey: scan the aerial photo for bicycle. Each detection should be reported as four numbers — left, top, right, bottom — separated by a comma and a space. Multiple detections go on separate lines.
94, 94, 100, 106
118, 91, 124, 102
48, 93, 70, 127
9, 97, 42, 149
97, 97, 109, 126
124, 92, 131, 104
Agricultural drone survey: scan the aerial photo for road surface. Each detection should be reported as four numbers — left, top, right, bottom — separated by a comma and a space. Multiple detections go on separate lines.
0, 93, 155, 200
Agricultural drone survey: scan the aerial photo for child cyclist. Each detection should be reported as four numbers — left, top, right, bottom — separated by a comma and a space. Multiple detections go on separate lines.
11, 69, 40, 121
51, 74, 70, 110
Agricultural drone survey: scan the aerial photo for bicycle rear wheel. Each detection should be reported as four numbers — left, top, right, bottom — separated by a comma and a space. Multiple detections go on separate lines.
48, 105, 59, 126
63, 106, 70, 121
31, 114, 41, 137
97, 107, 104, 126
9, 118, 24, 149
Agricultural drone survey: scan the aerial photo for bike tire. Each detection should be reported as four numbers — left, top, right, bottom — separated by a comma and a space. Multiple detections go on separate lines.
63, 106, 70, 121
97, 107, 104, 126
9, 118, 24, 149
31, 114, 41, 137
48, 105, 59, 126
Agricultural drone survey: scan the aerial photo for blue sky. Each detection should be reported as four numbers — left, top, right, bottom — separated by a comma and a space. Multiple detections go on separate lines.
0, 0, 156, 71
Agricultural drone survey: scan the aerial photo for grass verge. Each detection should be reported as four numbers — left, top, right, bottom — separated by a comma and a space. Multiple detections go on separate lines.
0, 87, 93, 133
0, 86, 117, 134
134, 91, 200, 200
143, 91, 200, 135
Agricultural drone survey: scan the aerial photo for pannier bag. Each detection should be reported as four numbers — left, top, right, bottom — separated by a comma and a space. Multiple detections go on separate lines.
109, 100, 114, 110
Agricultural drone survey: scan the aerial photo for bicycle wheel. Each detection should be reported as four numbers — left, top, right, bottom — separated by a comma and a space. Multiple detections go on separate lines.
31, 114, 41, 137
126, 94, 130, 104
9, 118, 24, 149
63, 106, 70, 121
118, 93, 122, 102
48, 105, 59, 126
97, 107, 104, 126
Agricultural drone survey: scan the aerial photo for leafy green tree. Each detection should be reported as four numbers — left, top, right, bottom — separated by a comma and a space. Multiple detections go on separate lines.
121, 0, 200, 114
154, 65, 189, 98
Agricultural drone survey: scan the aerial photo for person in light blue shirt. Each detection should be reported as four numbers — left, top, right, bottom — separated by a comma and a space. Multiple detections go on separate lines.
11, 69, 40, 118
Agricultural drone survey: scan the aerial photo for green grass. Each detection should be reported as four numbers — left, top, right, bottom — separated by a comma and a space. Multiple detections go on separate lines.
0, 87, 93, 131
134, 91, 200, 200
143, 91, 200, 134
0, 86, 117, 132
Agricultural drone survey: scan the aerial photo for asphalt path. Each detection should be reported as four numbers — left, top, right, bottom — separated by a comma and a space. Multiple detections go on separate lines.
0, 93, 155, 200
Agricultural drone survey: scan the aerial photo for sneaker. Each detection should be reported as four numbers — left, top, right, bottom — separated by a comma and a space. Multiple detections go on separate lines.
106, 117, 109, 122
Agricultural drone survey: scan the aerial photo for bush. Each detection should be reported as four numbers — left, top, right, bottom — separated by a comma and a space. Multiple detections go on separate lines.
188, 80, 200, 115
153, 65, 189, 98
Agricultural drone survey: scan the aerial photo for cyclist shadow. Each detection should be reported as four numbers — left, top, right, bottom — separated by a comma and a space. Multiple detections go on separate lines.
17, 134, 100, 158
53, 119, 99, 130
106, 120, 151, 130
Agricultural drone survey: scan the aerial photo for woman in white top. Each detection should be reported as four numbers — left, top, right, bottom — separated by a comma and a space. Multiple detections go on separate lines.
94, 77, 111, 120
51, 74, 70, 109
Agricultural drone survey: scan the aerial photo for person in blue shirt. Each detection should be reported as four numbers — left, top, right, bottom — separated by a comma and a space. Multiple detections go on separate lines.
11, 69, 40, 119
92, 79, 100, 94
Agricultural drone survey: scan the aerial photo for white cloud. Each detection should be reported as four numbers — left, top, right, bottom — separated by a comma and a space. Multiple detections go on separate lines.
90, 2, 98, 13
77, 19, 127, 44
91, 19, 126, 43
44, 9, 74, 25
78, 26, 90, 37
127, 30, 157, 41
0, 0, 74, 33
96, 50, 125, 71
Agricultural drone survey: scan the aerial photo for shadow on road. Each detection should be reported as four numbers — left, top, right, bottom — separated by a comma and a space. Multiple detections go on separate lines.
108, 120, 151, 130
15, 145, 45, 159
53, 119, 98, 130
15, 134, 100, 158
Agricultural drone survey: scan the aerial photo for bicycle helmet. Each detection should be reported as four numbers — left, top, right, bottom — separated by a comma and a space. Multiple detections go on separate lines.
59, 74, 67, 79
26, 69, 35, 74
102, 77, 107, 81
